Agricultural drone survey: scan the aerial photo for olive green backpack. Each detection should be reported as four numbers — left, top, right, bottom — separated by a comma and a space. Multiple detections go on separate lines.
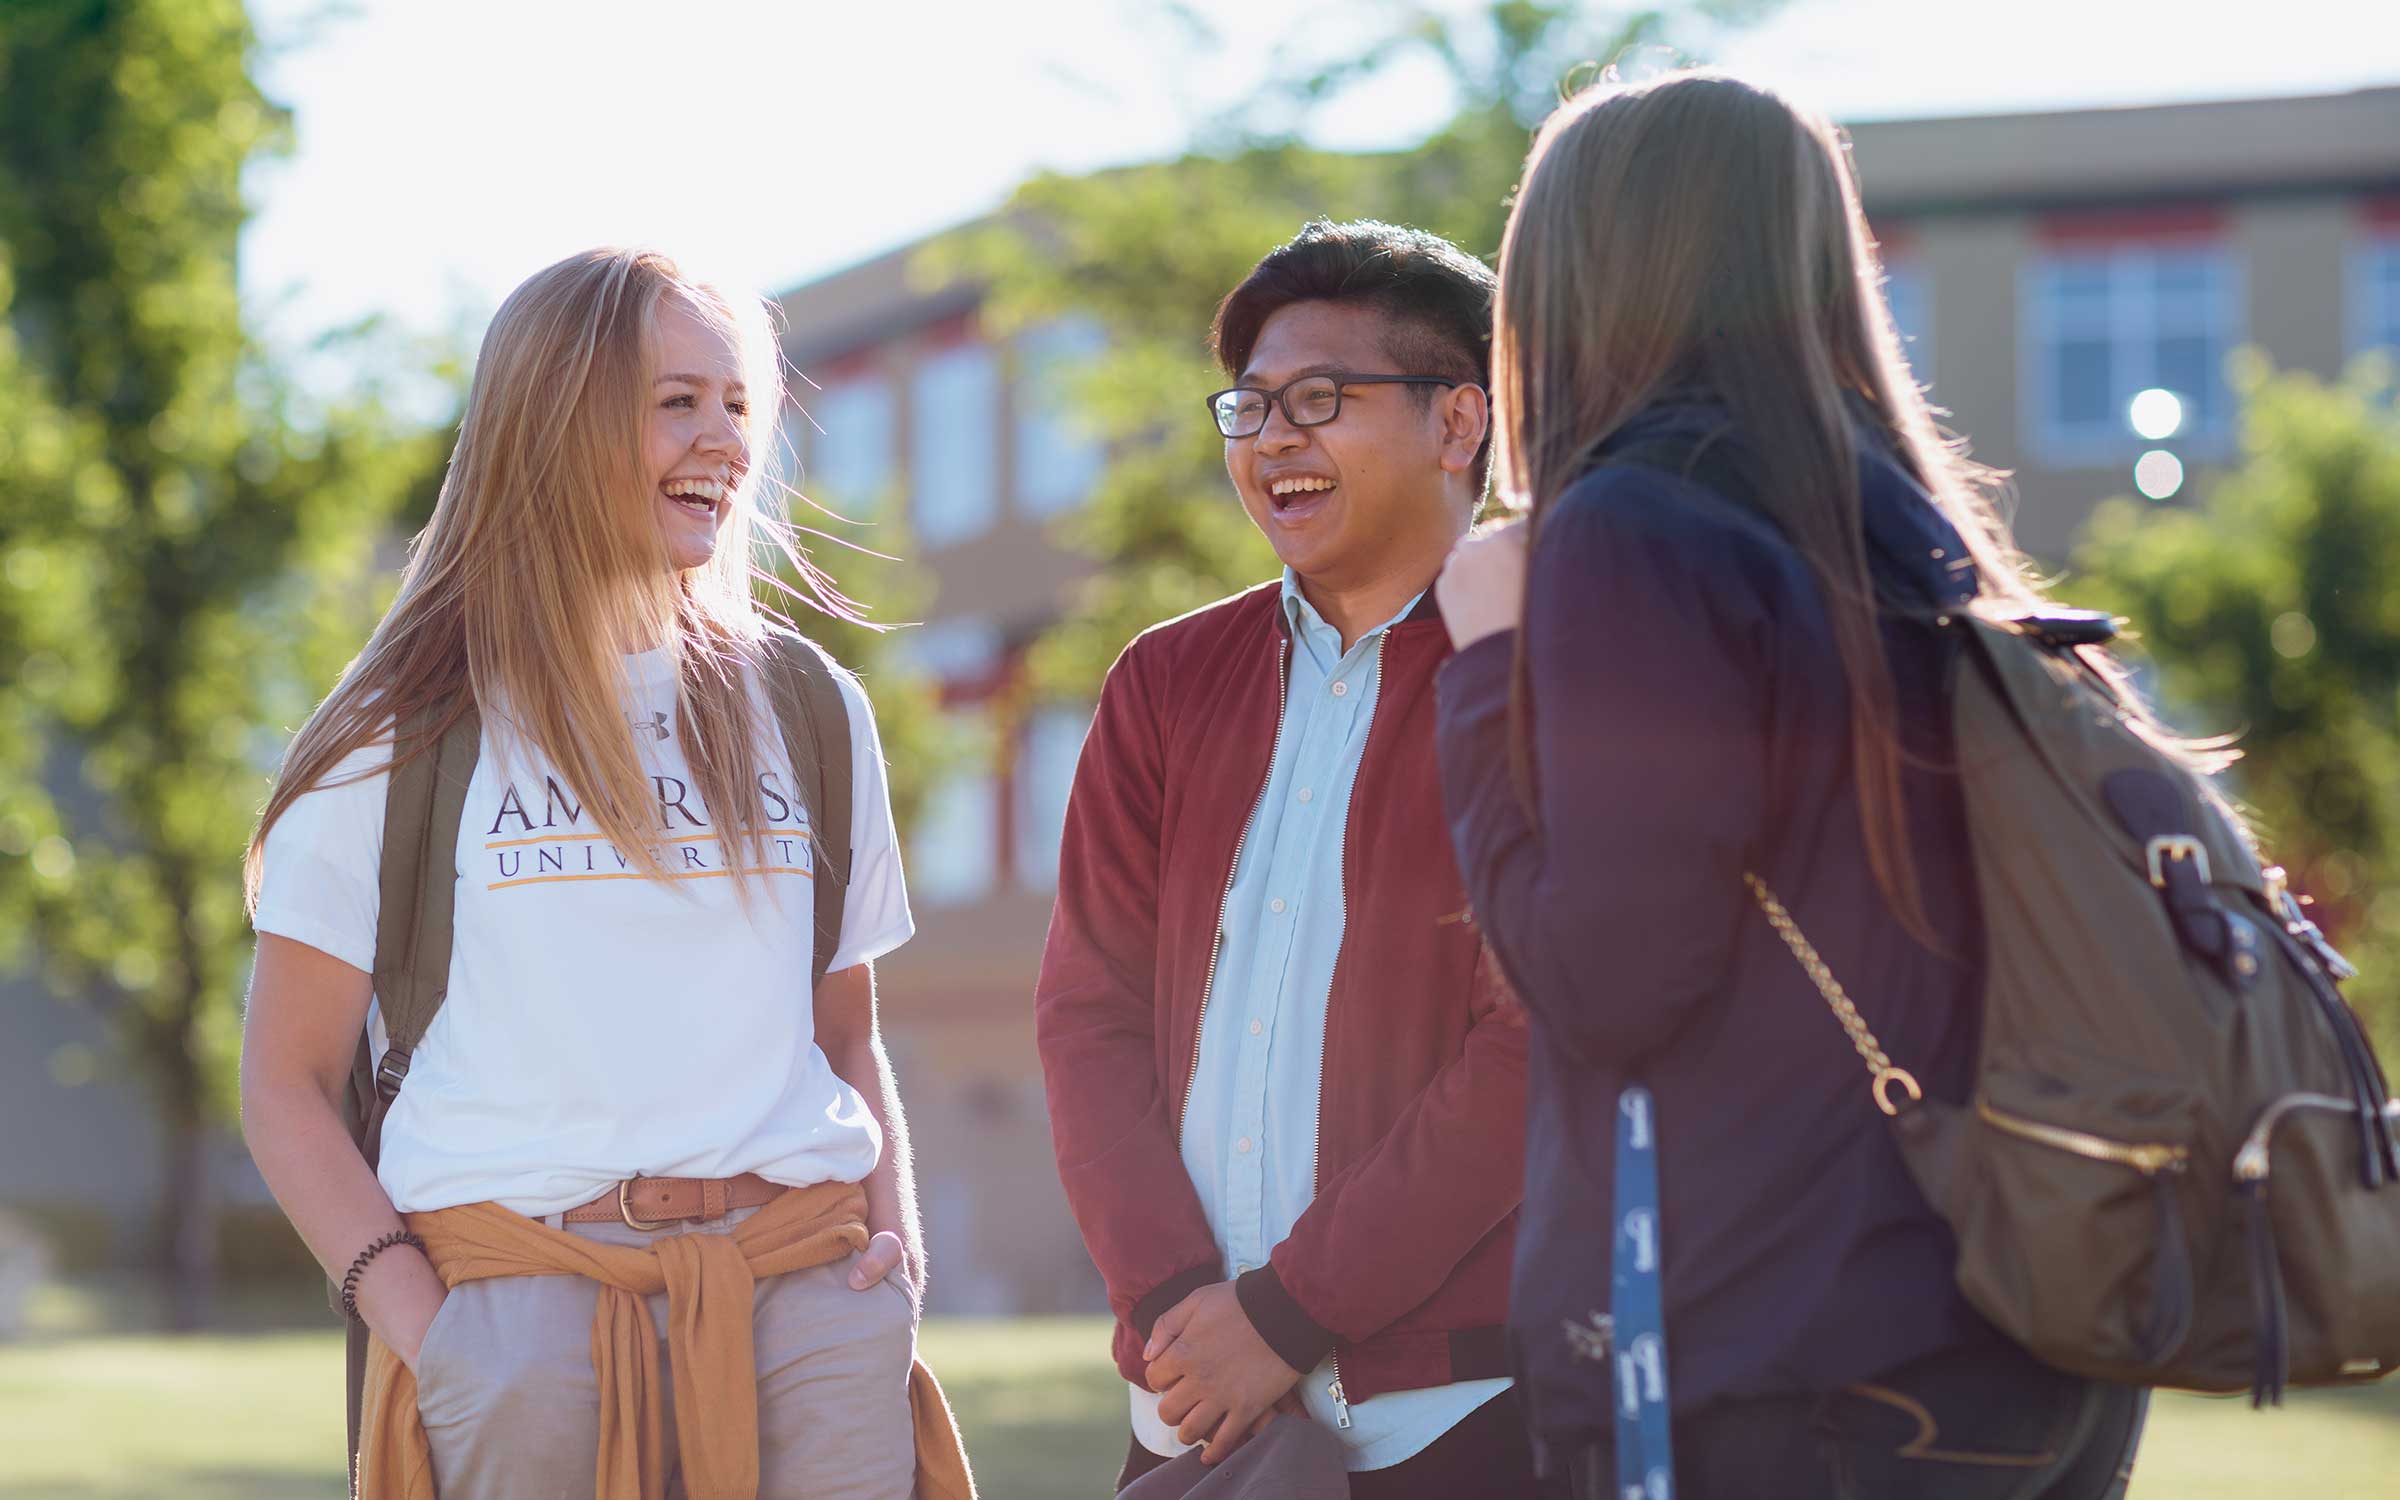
332, 633, 855, 1472
1751, 607, 2400, 1404
1630, 438, 2400, 1406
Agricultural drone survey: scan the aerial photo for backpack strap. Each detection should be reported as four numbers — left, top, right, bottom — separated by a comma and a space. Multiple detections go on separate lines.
363, 703, 482, 1154
761, 633, 853, 992
345, 700, 478, 1467
1743, 872, 1923, 1118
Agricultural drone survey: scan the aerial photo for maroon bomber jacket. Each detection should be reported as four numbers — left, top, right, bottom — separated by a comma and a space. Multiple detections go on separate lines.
1033, 580, 1527, 1407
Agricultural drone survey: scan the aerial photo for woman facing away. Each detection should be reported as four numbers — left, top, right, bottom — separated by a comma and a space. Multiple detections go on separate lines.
1433, 73, 2150, 1498
241, 249, 969, 1499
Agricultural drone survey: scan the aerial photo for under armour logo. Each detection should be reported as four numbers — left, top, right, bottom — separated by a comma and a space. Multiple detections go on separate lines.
630, 711, 671, 742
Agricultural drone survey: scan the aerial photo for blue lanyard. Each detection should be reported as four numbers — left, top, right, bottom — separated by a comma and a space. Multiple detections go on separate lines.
1611, 1086, 1675, 1499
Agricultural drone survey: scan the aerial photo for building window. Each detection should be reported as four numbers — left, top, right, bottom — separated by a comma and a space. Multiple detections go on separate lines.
2025, 243, 2241, 462
897, 616, 1003, 683
757, 401, 804, 507
1013, 319, 1108, 518
910, 343, 1001, 548
805, 377, 895, 513
1013, 704, 1091, 891
910, 708, 998, 909
2352, 234, 2400, 359
1882, 261, 1933, 387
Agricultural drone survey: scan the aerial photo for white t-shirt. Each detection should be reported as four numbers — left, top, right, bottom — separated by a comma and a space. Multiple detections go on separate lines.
252, 643, 914, 1216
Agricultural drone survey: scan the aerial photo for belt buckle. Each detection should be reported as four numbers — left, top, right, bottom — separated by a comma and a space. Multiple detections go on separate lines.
618, 1176, 672, 1231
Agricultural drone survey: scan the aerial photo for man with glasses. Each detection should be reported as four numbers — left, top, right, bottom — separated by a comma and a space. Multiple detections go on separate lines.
1036, 220, 1538, 1498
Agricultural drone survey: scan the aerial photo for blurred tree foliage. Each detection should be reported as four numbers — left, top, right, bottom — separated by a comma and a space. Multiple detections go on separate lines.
0, 3, 954, 1327
2071, 358, 2400, 1052
761, 471, 956, 836
946, 0, 1776, 699
0, 0, 447, 1325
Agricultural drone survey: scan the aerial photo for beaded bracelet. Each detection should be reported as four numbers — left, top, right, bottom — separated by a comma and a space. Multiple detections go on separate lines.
339, 1229, 427, 1321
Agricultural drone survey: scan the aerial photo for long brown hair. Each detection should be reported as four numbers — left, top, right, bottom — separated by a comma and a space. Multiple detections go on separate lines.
1491, 71, 2138, 938
247, 248, 840, 907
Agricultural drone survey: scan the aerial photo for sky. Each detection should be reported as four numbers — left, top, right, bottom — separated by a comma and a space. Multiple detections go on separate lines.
241, 0, 2400, 368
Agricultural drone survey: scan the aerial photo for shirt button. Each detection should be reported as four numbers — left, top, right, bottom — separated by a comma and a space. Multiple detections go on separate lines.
1236, 1137, 1253, 1154
1296, 787, 1313, 804
1249, 1019, 1264, 1036
1270, 897, 1287, 914
1235, 1262, 1251, 1275
1330, 681, 1348, 697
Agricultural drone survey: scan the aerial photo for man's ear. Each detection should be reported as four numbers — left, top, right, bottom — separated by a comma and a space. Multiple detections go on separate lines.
1437, 383, 1491, 476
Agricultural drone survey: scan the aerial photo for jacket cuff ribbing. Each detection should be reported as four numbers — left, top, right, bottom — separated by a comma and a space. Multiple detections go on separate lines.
1132, 1262, 1221, 1341
1235, 1263, 1338, 1375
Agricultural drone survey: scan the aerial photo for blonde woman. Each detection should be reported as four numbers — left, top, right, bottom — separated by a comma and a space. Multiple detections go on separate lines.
241, 249, 968, 1499
1434, 74, 2146, 1498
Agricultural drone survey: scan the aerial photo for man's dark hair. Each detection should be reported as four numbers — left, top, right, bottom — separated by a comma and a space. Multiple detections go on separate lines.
1211, 219, 1496, 484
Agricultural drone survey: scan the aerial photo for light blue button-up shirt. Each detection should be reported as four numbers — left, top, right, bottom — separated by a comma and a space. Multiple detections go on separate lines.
1130, 570, 1510, 1471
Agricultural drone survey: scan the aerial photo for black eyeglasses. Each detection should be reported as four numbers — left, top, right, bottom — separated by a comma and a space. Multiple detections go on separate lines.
1205, 372, 1465, 439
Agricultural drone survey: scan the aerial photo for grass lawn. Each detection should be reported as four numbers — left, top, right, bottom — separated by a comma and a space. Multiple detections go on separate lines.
0, 1290, 2392, 1498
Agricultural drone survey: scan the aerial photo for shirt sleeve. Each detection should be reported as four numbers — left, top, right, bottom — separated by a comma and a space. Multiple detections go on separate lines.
824, 665, 916, 973
1435, 470, 1772, 1072
251, 741, 394, 978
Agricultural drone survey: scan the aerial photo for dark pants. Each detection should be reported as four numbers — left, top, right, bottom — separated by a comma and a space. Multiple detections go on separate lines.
1556, 1344, 2148, 1500
1118, 1388, 1552, 1499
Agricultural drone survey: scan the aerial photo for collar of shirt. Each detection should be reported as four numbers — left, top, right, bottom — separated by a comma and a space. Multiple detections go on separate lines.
1278, 568, 1428, 676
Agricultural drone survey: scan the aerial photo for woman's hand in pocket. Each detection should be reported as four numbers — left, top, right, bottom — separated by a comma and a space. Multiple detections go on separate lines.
847, 1230, 918, 1320
846, 1230, 909, 1293
357, 1248, 450, 1374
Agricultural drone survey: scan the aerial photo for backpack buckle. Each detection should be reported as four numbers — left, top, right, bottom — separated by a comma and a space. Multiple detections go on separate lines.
2146, 836, 2211, 890
1872, 1066, 1923, 1116
374, 1049, 412, 1100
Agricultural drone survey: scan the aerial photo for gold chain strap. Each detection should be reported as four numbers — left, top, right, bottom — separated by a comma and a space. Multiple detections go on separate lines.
1743, 873, 1923, 1116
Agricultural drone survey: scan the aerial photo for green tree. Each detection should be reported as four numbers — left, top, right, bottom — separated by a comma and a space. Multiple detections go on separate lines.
2070, 358, 2400, 1052
761, 478, 955, 837
0, 0, 446, 1326
950, 0, 1774, 697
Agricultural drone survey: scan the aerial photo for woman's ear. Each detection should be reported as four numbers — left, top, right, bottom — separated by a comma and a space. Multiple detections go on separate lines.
1438, 384, 1492, 475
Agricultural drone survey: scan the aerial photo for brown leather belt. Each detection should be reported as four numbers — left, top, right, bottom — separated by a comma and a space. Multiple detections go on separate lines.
562, 1172, 784, 1229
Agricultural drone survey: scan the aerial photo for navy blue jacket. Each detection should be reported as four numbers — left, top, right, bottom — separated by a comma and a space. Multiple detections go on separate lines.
1434, 402, 2004, 1453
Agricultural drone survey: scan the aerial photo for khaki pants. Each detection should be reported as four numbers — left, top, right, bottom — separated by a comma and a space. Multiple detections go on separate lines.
411, 1203, 919, 1500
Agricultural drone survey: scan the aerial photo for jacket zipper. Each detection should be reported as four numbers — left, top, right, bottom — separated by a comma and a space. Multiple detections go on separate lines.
2234, 1093, 2400, 1183
1179, 638, 1291, 1143
1312, 630, 1386, 1432
1975, 1096, 2191, 1176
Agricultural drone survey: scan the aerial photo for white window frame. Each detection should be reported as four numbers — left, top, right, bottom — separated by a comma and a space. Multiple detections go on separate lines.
909, 706, 999, 909
803, 376, 896, 515
1881, 260, 1934, 389
1012, 318, 1109, 520
2348, 230, 2400, 361
1011, 703, 1092, 892
909, 343, 1001, 549
897, 615, 1003, 683
2021, 242, 2245, 466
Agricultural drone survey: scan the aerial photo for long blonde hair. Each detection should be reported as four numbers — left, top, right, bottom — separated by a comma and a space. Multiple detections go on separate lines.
1492, 71, 2119, 936
247, 248, 831, 905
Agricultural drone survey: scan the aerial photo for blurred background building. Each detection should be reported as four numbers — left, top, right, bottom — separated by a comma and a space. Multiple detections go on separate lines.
4, 82, 2396, 1314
